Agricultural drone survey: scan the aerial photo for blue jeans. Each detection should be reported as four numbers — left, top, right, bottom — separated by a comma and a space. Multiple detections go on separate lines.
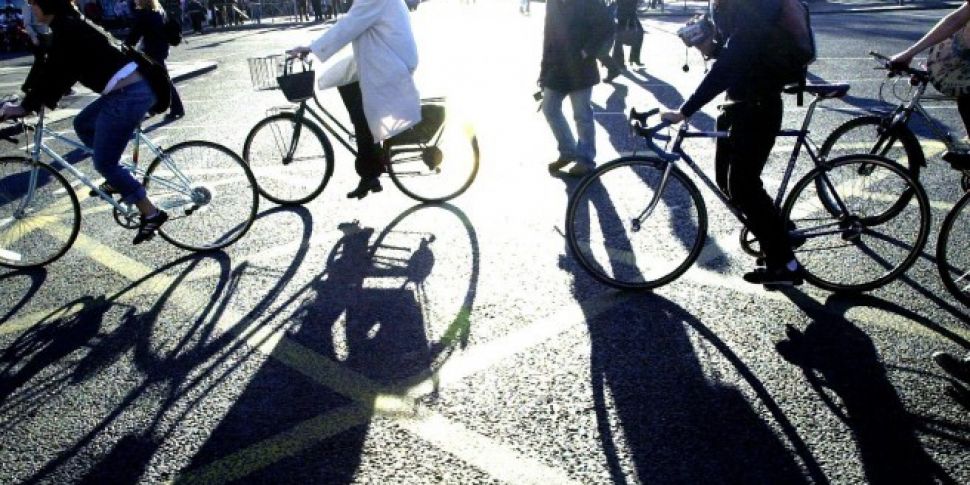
541, 86, 595, 166
74, 79, 156, 204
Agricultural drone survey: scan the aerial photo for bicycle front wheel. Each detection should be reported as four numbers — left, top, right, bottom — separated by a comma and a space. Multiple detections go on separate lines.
243, 112, 334, 205
566, 157, 707, 290
0, 157, 80, 268
782, 155, 930, 292
144, 141, 259, 251
386, 115, 479, 203
937, 191, 970, 307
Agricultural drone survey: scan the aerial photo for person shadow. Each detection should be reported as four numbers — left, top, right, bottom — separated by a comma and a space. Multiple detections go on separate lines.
775, 289, 963, 485
182, 204, 478, 483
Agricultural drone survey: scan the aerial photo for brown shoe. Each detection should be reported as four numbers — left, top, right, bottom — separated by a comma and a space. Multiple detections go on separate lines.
548, 159, 572, 172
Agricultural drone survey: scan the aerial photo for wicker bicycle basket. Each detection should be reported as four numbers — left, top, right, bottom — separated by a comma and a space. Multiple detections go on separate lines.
248, 55, 285, 90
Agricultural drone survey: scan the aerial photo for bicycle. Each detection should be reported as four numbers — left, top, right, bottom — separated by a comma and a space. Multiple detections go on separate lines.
242, 56, 479, 205
820, 51, 970, 193
566, 84, 931, 292
0, 106, 259, 268
937, 190, 970, 306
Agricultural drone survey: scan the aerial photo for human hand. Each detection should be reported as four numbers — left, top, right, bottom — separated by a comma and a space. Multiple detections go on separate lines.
0, 103, 26, 121
660, 111, 686, 124
286, 46, 311, 59
888, 52, 914, 72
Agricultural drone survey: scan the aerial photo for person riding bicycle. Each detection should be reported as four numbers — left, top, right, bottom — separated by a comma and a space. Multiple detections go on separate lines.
660, 0, 803, 286
889, 2, 970, 169
286, 0, 420, 200
0, 0, 169, 244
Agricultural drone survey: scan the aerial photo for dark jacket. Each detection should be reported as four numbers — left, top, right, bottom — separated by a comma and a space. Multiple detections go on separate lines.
680, 0, 786, 117
539, 0, 613, 92
126, 8, 169, 63
21, 14, 131, 112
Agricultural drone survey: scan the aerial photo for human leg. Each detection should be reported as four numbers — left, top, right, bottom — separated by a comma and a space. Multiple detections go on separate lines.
337, 82, 384, 198
568, 87, 596, 175
722, 96, 799, 282
541, 87, 577, 168
629, 23, 644, 65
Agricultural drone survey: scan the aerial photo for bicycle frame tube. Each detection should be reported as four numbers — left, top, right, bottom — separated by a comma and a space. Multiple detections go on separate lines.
307, 98, 358, 156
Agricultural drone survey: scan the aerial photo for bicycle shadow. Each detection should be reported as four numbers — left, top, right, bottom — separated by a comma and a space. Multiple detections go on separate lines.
6, 206, 315, 483
180, 203, 480, 482
0, 267, 47, 326
775, 289, 965, 484
558, 250, 823, 483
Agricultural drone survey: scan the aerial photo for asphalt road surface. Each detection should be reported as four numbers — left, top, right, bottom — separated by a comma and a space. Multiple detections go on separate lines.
0, 1, 968, 483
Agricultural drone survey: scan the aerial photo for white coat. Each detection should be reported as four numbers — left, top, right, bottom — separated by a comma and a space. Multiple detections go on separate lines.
310, 0, 421, 142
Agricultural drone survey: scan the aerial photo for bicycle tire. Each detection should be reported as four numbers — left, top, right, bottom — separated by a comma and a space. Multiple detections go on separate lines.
386, 112, 479, 203
143, 141, 259, 251
781, 154, 930, 292
818, 115, 924, 223
566, 157, 707, 290
0, 156, 80, 268
937, 191, 970, 307
242, 112, 334, 205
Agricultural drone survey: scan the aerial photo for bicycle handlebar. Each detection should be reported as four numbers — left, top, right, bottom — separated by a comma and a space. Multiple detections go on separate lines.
629, 108, 674, 157
870, 50, 929, 80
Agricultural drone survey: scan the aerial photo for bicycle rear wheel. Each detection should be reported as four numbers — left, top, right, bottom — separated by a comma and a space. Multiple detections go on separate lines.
386, 109, 479, 203
818, 115, 924, 223
0, 157, 80, 268
566, 157, 707, 290
143, 141, 259, 251
782, 155, 930, 292
937, 191, 970, 307
243, 112, 334, 205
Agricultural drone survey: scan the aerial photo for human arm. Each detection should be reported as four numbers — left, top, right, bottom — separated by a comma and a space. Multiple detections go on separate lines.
891, 3, 970, 67
300, 0, 387, 62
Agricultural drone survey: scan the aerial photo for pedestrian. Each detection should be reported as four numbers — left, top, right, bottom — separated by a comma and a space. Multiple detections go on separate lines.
1, 0, 171, 244
598, 0, 625, 82
186, 0, 205, 32
890, 3, 970, 168
286, 0, 420, 199
612, 0, 643, 67
540, 0, 613, 177
126, 0, 185, 121
310, 0, 324, 21
660, 0, 807, 286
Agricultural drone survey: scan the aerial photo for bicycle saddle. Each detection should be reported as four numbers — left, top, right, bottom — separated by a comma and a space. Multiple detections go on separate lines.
783, 83, 850, 99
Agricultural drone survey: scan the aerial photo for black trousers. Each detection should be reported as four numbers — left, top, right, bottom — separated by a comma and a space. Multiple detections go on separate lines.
715, 94, 794, 268
337, 82, 383, 180
612, 20, 643, 64
958, 94, 970, 133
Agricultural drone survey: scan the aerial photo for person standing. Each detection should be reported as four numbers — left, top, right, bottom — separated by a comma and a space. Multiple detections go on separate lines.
612, 0, 643, 67
186, 0, 205, 32
310, 0, 324, 21
126, 0, 185, 121
540, 0, 613, 177
660, 0, 804, 286
286, 0, 421, 199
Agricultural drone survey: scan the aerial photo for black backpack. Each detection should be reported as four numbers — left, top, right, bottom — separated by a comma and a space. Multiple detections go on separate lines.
164, 12, 182, 46
762, 0, 816, 102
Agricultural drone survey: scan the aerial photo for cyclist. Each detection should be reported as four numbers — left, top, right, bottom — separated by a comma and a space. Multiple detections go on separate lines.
889, 3, 970, 169
287, 0, 420, 200
660, 0, 804, 286
0, 0, 168, 244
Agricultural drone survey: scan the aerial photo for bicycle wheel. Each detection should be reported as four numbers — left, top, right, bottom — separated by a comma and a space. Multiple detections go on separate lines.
0, 157, 80, 268
242, 112, 334, 205
566, 157, 707, 290
937, 191, 970, 307
386, 109, 479, 203
143, 141, 259, 251
782, 155, 930, 292
818, 115, 923, 222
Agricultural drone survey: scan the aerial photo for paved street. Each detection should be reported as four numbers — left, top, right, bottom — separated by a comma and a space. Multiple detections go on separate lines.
1, 1, 969, 483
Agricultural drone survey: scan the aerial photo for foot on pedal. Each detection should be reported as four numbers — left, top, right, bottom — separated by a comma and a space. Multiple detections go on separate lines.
90, 182, 119, 199
943, 150, 970, 170
346, 177, 382, 199
133, 210, 169, 245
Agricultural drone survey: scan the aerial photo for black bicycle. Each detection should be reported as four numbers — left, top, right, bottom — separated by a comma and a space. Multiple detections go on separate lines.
566, 85, 931, 292
242, 56, 479, 205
